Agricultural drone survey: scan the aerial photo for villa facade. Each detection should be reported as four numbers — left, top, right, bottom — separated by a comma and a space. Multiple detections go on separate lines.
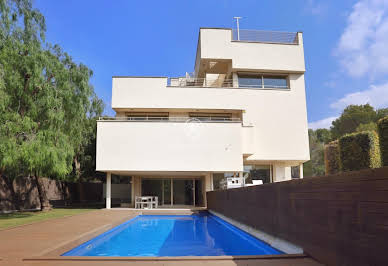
96, 28, 310, 208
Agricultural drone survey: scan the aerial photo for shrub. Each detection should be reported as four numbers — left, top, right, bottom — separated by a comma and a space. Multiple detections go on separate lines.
324, 140, 340, 175
377, 116, 388, 166
339, 131, 381, 171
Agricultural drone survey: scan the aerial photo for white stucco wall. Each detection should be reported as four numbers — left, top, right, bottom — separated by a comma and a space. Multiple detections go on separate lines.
199, 29, 305, 73
111, 75, 309, 162
96, 121, 243, 172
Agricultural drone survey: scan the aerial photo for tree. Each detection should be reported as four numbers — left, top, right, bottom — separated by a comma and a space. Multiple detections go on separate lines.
308, 104, 387, 176
0, 0, 103, 210
376, 108, 388, 120
331, 104, 377, 139
304, 129, 325, 177
315, 128, 332, 144
71, 99, 104, 182
356, 122, 378, 133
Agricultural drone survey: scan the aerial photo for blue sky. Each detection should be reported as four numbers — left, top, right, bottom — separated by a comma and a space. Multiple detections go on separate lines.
35, 0, 388, 129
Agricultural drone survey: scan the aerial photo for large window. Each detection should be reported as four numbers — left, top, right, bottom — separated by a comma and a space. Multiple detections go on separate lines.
238, 75, 262, 88
244, 165, 272, 184
238, 74, 288, 89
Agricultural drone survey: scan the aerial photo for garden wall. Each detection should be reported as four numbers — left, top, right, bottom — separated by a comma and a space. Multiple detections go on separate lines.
0, 176, 103, 212
207, 167, 388, 266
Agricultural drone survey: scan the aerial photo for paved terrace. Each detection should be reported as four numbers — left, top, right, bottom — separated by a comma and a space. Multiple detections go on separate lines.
0, 209, 322, 266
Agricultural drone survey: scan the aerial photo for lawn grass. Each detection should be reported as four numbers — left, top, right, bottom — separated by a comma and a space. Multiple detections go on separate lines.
0, 208, 95, 230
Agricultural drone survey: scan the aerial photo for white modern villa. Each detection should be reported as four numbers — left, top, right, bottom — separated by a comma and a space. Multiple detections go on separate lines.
96, 27, 310, 209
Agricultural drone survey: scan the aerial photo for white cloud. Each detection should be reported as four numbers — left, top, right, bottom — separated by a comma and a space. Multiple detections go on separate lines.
330, 81, 388, 110
337, 0, 388, 78
309, 116, 338, 129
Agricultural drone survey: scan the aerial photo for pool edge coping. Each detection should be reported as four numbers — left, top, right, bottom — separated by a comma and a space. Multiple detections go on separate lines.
23, 253, 309, 261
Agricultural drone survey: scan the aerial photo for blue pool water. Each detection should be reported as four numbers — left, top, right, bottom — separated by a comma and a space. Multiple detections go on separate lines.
63, 213, 282, 256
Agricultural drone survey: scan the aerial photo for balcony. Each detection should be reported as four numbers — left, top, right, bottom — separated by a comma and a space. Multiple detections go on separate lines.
168, 77, 234, 88
96, 118, 244, 173
99, 116, 241, 122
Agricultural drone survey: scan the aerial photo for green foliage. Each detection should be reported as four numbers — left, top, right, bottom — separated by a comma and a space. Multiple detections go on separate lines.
315, 128, 332, 144
0, 0, 103, 182
309, 105, 387, 175
303, 129, 325, 177
356, 122, 377, 133
331, 104, 377, 139
324, 141, 340, 175
376, 108, 388, 120
338, 131, 381, 172
377, 116, 388, 166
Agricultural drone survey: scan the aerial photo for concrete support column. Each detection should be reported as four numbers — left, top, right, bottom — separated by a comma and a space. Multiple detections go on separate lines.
131, 176, 135, 208
299, 163, 304, 179
106, 172, 111, 209
239, 172, 244, 187
273, 163, 292, 182
232, 72, 239, 87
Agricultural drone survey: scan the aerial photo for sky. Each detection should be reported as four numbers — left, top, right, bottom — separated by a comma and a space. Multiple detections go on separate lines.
34, 0, 388, 129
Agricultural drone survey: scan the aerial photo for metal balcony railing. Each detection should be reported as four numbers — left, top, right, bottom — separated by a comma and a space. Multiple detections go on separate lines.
98, 116, 241, 123
168, 77, 234, 88
232, 29, 299, 44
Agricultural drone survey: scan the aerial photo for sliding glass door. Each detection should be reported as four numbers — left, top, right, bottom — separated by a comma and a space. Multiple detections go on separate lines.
162, 179, 171, 205
141, 178, 204, 207
173, 179, 193, 206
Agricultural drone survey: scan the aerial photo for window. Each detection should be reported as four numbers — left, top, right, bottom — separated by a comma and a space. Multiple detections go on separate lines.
263, 76, 288, 88
291, 166, 300, 179
238, 73, 288, 89
238, 75, 262, 88
244, 165, 272, 184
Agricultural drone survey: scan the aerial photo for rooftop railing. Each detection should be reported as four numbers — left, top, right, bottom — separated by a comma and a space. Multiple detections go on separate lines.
232, 29, 299, 44
168, 77, 234, 88
98, 116, 241, 123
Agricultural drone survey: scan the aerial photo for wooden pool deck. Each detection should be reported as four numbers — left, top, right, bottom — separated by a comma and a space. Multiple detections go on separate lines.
0, 209, 323, 266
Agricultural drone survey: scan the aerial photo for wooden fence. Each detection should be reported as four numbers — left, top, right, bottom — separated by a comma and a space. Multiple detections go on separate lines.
207, 167, 388, 266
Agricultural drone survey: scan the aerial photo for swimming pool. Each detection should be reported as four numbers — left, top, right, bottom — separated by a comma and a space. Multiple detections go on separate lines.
63, 212, 282, 256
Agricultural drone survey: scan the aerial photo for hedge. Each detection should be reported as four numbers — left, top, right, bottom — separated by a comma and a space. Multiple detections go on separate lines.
377, 116, 388, 166
339, 131, 381, 172
324, 140, 340, 175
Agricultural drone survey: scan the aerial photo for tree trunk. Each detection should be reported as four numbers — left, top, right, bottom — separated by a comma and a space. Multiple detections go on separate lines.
34, 175, 51, 211
74, 156, 81, 179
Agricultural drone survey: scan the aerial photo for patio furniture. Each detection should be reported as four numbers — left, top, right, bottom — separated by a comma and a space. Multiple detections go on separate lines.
135, 196, 158, 209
